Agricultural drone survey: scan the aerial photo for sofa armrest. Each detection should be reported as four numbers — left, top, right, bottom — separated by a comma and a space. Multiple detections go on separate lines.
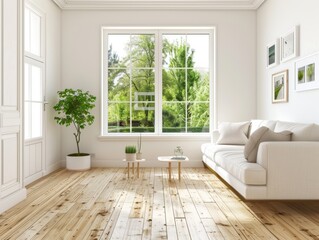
211, 130, 220, 144
256, 141, 319, 199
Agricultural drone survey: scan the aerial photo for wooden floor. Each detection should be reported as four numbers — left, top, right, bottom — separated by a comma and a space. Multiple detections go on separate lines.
1, 168, 319, 240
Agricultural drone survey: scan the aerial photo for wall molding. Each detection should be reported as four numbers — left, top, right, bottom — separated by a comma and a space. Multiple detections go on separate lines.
52, 0, 266, 10
0, 188, 26, 214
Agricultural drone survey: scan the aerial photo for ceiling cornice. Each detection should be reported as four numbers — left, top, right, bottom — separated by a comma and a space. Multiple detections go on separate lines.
52, 0, 266, 10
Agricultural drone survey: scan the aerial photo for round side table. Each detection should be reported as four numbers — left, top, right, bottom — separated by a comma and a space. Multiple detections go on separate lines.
123, 159, 146, 178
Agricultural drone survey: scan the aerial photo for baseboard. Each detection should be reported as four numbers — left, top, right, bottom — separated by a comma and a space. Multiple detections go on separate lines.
92, 159, 204, 168
25, 172, 43, 186
0, 188, 27, 214
44, 161, 62, 175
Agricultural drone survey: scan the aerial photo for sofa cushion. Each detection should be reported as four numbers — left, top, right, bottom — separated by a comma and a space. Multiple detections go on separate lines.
249, 119, 277, 136
292, 124, 319, 141
244, 127, 292, 163
274, 121, 309, 133
216, 121, 250, 145
214, 151, 266, 185
201, 143, 244, 162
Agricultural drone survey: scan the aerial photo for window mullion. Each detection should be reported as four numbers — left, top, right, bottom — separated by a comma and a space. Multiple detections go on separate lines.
129, 34, 133, 133
156, 31, 162, 135
185, 34, 188, 133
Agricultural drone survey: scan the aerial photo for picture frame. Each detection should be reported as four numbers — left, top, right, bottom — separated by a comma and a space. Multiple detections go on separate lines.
272, 70, 288, 103
295, 52, 319, 91
267, 40, 279, 68
280, 26, 299, 63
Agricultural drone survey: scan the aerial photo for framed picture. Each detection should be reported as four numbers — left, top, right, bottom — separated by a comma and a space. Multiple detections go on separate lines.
272, 70, 288, 103
295, 52, 319, 91
267, 40, 279, 68
280, 26, 299, 63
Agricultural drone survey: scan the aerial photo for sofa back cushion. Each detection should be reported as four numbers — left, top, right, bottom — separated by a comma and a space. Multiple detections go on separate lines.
216, 121, 250, 145
291, 124, 319, 141
275, 121, 319, 141
244, 127, 292, 163
274, 121, 309, 133
249, 120, 277, 136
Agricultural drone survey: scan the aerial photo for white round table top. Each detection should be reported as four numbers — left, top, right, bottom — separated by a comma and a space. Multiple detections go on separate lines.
123, 159, 146, 162
157, 156, 189, 162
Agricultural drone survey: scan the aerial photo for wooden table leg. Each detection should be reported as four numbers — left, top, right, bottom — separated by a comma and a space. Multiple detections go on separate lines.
178, 162, 181, 180
168, 162, 172, 181
137, 162, 140, 178
132, 163, 135, 176
127, 162, 130, 178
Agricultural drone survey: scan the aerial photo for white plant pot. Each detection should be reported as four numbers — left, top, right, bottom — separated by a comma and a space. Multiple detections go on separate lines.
66, 154, 91, 171
126, 153, 136, 161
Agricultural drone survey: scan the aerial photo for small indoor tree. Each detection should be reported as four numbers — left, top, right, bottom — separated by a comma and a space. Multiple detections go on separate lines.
53, 88, 96, 156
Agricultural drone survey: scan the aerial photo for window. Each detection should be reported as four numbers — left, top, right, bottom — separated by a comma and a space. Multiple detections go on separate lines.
24, 3, 45, 140
24, 5, 44, 60
102, 28, 214, 135
24, 59, 43, 139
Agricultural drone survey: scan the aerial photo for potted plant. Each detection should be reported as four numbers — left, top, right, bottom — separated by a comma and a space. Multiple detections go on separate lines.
53, 88, 96, 171
125, 146, 136, 161
136, 133, 142, 160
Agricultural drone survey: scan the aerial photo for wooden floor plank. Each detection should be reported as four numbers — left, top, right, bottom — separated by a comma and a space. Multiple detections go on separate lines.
1, 167, 319, 240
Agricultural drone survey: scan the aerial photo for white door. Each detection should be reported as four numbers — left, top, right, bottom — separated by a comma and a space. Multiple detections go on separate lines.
24, 3, 46, 185
24, 59, 47, 185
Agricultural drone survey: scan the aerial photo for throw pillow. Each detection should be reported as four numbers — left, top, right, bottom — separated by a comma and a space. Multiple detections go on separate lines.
244, 127, 292, 163
216, 121, 251, 145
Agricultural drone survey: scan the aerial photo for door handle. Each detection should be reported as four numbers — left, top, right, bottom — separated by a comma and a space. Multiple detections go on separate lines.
43, 101, 49, 111
43, 96, 49, 111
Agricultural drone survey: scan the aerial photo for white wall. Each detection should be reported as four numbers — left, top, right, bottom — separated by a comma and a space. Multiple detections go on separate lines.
257, 0, 319, 123
61, 10, 257, 167
29, 0, 62, 173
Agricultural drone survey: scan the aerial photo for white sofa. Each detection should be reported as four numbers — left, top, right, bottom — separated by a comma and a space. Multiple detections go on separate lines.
201, 120, 319, 200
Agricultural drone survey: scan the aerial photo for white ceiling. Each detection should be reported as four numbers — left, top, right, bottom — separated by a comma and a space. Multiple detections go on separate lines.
52, 0, 266, 10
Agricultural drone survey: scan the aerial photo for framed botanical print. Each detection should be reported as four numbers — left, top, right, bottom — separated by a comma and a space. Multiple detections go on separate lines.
295, 52, 319, 91
272, 70, 288, 103
280, 26, 299, 63
267, 40, 279, 68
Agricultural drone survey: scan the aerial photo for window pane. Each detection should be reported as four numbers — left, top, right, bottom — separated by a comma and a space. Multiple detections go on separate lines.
162, 69, 186, 101
108, 35, 130, 68
108, 69, 130, 101
31, 65, 42, 101
162, 35, 186, 68
108, 103, 130, 133
132, 103, 155, 133
187, 69, 209, 101
187, 103, 209, 132
30, 11, 41, 56
132, 69, 155, 98
187, 35, 209, 68
162, 102, 186, 132
25, 8, 30, 53
131, 35, 155, 68
24, 102, 31, 139
31, 103, 42, 138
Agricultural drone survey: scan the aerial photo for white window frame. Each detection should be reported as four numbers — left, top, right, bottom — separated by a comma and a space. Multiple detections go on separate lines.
24, 1, 46, 141
101, 27, 215, 137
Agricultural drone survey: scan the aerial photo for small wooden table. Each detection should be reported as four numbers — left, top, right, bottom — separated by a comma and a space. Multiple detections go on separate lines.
158, 156, 189, 181
123, 159, 145, 178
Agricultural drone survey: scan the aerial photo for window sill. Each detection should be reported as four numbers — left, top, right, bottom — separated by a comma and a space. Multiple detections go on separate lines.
97, 134, 210, 142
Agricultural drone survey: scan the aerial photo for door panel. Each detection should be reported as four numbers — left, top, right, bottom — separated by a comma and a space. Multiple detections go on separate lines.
24, 58, 45, 185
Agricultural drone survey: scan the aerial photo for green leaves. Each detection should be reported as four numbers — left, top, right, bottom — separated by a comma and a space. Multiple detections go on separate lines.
53, 88, 96, 153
